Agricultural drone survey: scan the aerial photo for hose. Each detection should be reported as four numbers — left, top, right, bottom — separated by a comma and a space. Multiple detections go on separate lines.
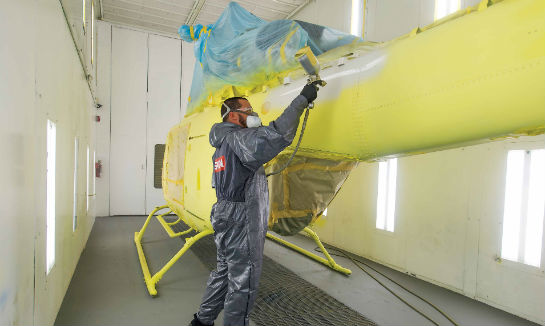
266, 107, 310, 177
315, 245, 459, 326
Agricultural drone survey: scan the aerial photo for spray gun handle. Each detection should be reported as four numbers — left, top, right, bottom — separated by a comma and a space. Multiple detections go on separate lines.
306, 77, 325, 109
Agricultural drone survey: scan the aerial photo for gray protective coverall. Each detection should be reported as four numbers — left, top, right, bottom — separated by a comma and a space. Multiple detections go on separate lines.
196, 95, 309, 326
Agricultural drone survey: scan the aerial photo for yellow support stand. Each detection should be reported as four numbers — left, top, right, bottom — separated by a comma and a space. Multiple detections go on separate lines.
266, 227, 352, 275
134, 205, 213, 296
165, 216, 182, 226
156, 211, 194, 238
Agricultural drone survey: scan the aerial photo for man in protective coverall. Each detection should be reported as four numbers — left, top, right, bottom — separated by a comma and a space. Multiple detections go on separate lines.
189, 81, 321, 326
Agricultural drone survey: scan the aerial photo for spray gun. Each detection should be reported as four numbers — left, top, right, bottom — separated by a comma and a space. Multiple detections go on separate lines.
294, 46, 327, 108
266, 47, 325, 177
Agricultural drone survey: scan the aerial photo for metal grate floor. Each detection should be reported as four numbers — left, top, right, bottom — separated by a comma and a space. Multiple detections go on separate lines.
173, 222, 376, 326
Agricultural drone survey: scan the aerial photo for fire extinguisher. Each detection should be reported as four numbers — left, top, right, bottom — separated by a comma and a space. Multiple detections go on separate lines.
95, 160, 102, 178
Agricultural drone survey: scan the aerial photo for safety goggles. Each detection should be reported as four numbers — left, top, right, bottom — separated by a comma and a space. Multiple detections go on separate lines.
222, 103, 255, 119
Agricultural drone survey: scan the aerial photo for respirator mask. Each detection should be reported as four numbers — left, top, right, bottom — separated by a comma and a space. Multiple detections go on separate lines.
245, 114, 262, 128
222, 103, 262, 128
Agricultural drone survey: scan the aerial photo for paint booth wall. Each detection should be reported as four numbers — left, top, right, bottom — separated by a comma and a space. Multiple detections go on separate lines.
292, 0, 482, 41
311, 134, 545, 324
95, 21, 111, 217
0, 0, 97, 325
95, 22, 195, 217
289, 0, 352, 35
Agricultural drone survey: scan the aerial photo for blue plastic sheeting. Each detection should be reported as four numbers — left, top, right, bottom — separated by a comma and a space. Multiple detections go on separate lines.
179, 1, 360, 116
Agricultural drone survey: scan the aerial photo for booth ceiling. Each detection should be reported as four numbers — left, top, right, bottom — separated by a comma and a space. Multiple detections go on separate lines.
100, 0, 311, 36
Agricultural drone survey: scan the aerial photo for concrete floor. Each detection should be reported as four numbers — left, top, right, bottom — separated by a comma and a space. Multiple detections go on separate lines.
55, 216, 538, 326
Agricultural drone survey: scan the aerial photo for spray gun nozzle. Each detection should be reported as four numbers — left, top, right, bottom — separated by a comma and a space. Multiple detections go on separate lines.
295, 46, 321, 79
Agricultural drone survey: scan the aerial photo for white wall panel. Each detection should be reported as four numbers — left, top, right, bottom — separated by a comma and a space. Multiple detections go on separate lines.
96, 21, 112, 217
291, 0, 351, 33
102, 24, 185, 215
365, 0, 432, 42
33, 0, 97, 320
313, 135, 545, 324
0, 1, 37, 324
181, 41, 196, 117
145, 35, 182, 213
1, 0, 96, 324
110, 26, 148, 215
364, 0, 482, 42
295, 0, 478, 42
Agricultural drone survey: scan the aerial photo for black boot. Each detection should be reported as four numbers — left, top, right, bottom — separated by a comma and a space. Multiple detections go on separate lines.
189, 313, 213, 326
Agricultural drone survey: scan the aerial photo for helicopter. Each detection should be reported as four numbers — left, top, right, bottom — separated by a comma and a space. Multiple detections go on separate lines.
134, 0, 544, 296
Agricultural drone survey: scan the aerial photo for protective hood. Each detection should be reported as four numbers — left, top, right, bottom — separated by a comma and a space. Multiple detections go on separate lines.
209, 122, 242, 148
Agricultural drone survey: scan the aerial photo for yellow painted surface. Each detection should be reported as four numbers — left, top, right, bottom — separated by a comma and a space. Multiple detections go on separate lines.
252, 0, 545, 161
